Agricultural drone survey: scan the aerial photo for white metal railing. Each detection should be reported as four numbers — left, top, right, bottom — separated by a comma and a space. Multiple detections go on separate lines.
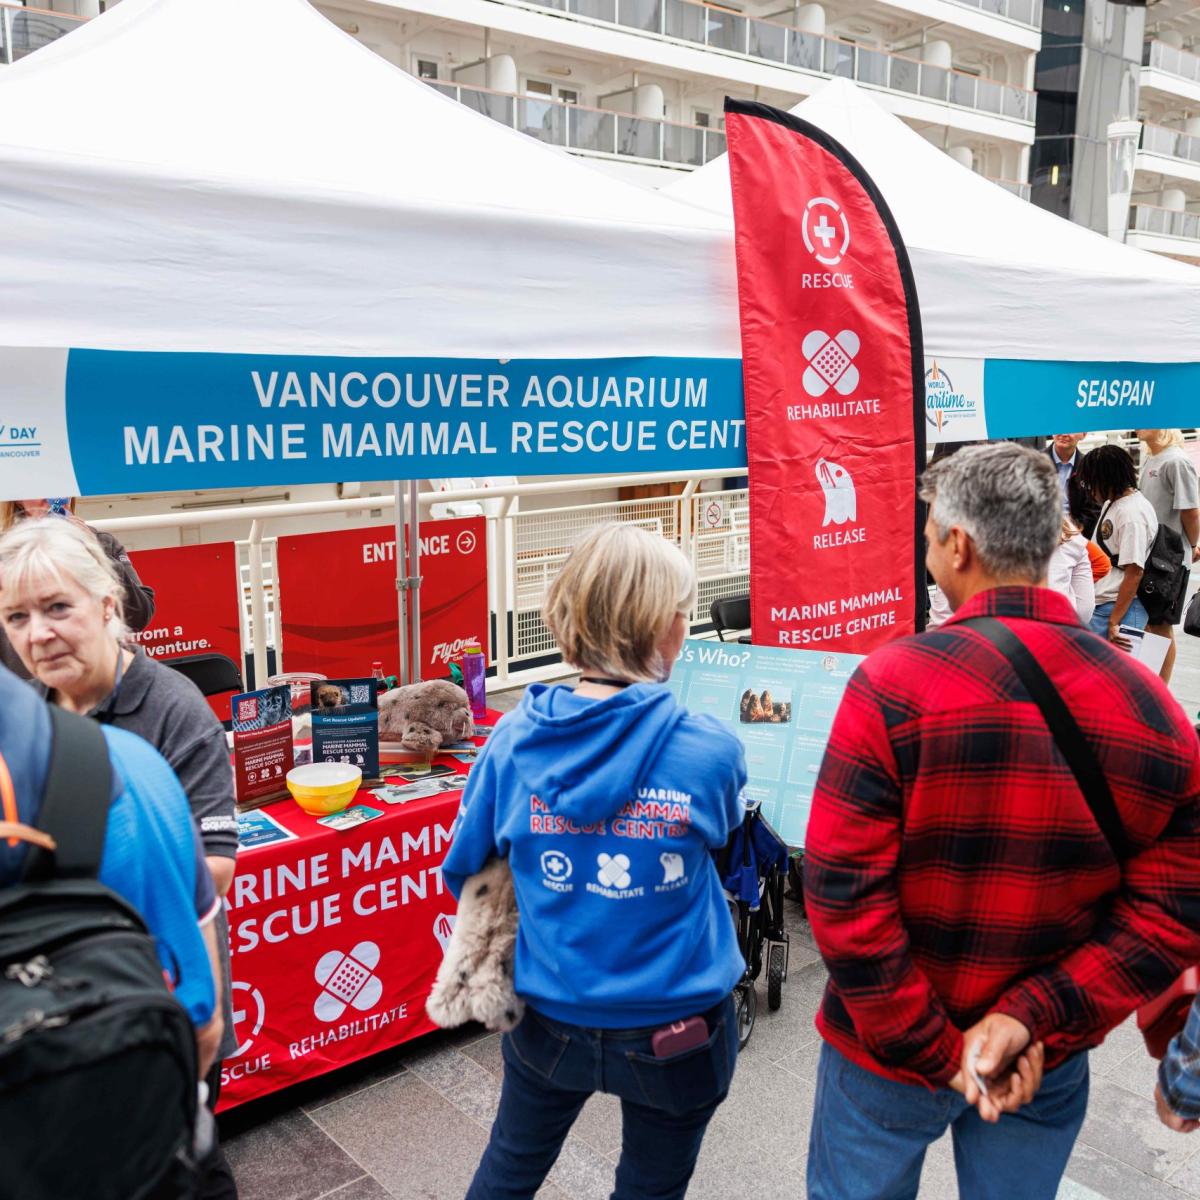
0, 3, 84, 64
1141, 121, 1200, 167
1143, 40, 1200, 87
1129, 203, 1200, 242
989, 176, 1031, 199
431, 80, 727, 168
91, 469, 747, 690
512, 0, 1036, 122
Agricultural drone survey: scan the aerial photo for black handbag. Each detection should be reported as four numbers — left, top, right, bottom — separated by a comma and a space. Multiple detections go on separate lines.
1185, 589, 1200, 639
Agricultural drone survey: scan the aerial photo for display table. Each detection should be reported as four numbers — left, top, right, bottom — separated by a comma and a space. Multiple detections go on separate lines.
217, 715, 498, 1111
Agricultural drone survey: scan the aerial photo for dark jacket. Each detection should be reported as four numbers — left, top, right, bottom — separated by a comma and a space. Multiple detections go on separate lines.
0, 524, 154, 680
1046, 446, 1102, 538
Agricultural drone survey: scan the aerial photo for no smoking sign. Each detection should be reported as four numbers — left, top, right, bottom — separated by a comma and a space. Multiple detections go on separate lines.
704, 500, 725, 529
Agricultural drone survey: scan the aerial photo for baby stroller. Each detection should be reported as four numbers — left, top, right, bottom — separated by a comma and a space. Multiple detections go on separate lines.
716, 801, 790, 1048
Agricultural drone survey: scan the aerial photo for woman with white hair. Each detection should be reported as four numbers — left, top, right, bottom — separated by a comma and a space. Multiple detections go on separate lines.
443, 522, 747, 1200
0, 517, 240, 1200
0, 498, 155, 681
1136, 429, 1199, 683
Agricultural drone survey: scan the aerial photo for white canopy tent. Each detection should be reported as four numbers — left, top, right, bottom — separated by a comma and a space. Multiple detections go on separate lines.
0, 0, 743, 500
666, 79, 1200, 441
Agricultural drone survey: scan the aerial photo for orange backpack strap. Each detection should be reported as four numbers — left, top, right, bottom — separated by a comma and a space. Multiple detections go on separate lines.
0, 749, 17, 848
0, 820, 56, 853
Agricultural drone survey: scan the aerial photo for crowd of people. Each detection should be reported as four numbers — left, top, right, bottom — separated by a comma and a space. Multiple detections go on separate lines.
2, 430, 1199, 1200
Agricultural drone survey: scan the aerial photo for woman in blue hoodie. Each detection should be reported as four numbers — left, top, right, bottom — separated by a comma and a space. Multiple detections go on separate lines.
443, 522, 748, 1200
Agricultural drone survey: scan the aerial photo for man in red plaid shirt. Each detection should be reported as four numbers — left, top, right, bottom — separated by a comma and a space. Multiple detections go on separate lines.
804, 443, 1200, 1200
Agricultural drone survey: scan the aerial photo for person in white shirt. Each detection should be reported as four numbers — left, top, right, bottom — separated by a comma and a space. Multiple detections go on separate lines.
928, 515, 1094, 628
1048, 517, 1095, 627
1136, 429, 1200, 683
1076, 445, 1157, 649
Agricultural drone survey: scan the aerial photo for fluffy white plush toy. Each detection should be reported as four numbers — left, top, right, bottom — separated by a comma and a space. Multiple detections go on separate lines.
426, 857, 524, 1032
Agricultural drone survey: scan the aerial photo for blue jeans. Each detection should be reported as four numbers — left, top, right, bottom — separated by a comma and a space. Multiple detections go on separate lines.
465, 996, 737, 1200
807, 1045, 1089, 1200
1090, 596, 1149, 637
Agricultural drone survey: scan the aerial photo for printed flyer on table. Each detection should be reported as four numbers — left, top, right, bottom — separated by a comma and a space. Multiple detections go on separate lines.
667, 638, 861, 847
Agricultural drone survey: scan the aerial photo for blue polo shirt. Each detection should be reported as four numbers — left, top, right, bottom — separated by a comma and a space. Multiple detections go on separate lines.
0, 668, 216, 1025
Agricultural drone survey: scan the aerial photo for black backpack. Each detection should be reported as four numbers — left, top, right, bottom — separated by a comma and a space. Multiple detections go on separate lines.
0, 706, 200, 1200
1138, 523, 1189, 625
1096, 501, 1188, 626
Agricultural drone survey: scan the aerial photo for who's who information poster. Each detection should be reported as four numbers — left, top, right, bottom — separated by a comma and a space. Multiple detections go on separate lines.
666, 638, 861, 848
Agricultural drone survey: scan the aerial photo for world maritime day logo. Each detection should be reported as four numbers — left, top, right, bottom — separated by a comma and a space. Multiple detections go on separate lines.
924, 361, 977, 432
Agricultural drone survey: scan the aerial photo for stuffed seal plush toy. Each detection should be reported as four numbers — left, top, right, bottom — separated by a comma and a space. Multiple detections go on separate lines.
426, 857, 523, 1033
378, 679, 474, 751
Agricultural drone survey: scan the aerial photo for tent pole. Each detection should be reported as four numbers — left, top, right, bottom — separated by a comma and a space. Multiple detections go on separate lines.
394, 480, 409, 687
408, 478, 423, 682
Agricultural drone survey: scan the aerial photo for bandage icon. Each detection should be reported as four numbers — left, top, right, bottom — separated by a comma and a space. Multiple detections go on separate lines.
801, 330, 861, 397
314, 941, 383, 1022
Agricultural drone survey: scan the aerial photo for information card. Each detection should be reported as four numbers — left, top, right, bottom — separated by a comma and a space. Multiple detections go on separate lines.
232, 684, 295, 807
311, 677, 380, 778
666, 638, 862, 847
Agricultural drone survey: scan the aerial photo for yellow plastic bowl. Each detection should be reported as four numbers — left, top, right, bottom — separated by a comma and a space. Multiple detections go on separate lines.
286, 763, 362, 815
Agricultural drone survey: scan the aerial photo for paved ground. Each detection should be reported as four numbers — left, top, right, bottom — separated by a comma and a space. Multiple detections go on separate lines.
220, 626, 1200, 1200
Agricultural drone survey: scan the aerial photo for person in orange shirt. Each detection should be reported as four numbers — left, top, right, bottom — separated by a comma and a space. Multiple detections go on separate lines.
1085, 540, 1111, 583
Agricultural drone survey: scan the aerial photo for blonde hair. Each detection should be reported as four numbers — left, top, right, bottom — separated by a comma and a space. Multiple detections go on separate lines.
1143, 429, 1186, 453
0, 499, 77, 533
544, 523, 697, 684
0, 518, 126, 639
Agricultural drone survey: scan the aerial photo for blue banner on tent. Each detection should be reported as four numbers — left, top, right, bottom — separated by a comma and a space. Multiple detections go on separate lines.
981, 359, 1200, 440
59, 350, 747, 494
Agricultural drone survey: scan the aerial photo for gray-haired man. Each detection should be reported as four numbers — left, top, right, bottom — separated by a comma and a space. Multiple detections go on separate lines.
804, 443, 1200, 1200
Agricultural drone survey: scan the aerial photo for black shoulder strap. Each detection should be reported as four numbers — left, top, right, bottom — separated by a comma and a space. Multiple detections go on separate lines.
1093, 500, 1114, 561
961, 616, 1129, 862
22, 705, 114, 882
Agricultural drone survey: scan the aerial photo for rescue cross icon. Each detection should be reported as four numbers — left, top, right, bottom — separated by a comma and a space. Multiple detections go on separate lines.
313, 941, 385, 1022
801, 197, 851, 266
801, 330, 861, 398
230, 980, 266, 1058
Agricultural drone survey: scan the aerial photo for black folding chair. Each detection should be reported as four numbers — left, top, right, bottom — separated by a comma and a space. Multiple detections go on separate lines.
164, 652, 244, 698
710, 594, 751, 643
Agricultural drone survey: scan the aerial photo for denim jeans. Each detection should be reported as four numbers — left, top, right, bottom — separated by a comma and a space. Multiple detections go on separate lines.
1090, 596, 1149, 637
465, 996, 737, 1200
807, 1044, 1089, 1200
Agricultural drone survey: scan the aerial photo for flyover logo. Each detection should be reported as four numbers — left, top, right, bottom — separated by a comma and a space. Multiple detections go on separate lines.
802, 197, 851, 266
925, 361, 977, 432
802, 330, 860, 398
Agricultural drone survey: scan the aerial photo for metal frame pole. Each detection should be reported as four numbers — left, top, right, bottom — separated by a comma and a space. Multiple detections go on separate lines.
408, 478, 423, 682
394, 480, 410, 686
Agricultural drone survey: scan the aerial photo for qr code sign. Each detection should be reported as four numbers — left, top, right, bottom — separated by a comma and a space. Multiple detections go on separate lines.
237, 698, 258, 722
349, 684, 370, 705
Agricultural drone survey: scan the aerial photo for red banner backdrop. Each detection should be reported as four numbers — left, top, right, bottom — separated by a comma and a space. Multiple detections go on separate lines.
725, 100, 925, 655
126, 543, 243, 721
218, 786, 461, 1109
275, 517, 488, 681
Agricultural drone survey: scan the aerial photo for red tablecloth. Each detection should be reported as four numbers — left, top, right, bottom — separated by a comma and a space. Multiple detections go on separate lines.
218, 714, 499, 1110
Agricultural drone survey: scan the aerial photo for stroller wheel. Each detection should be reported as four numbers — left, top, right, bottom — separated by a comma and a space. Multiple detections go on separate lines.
735, 983, 757, 1050
767, 943, 785, 1011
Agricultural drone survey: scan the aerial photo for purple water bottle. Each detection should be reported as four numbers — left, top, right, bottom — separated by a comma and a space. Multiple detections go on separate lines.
461, 645, 487, 722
